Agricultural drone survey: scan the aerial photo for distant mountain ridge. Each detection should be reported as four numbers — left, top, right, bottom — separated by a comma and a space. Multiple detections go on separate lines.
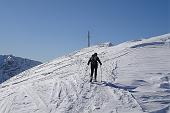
0, 55, 42, 83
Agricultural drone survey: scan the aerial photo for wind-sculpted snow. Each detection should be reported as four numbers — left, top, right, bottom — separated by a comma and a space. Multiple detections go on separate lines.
115, 41, 170, 112
0, 33, 170, 113
131, 42, 165, 48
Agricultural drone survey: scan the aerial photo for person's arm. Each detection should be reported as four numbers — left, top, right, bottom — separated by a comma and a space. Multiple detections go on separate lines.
97, 57, 102, 65
87, 58, 91, 65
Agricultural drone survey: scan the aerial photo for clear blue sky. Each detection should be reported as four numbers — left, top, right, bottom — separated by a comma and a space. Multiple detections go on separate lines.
0, 0, 169, 62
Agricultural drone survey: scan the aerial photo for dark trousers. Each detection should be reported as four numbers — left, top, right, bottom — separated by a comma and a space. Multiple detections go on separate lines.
90, 66, 97, 81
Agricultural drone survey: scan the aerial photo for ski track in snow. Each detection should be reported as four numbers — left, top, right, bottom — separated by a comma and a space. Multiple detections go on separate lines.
0, 92, 16, 113
0, 34, 170, 113
21, 85, 49, 113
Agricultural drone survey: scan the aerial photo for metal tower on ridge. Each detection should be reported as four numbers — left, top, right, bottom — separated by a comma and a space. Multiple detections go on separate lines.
88, 31, 90, 47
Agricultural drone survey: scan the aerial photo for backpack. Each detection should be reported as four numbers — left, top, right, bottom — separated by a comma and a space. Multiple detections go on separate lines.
91, 55, 98, 65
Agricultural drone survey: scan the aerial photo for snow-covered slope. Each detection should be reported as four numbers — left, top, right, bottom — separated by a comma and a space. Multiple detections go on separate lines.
0, 33, 170, 113
0, 55, 42, 83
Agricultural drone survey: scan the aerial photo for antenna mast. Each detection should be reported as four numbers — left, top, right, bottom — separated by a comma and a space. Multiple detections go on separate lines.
88, 31, 90, 47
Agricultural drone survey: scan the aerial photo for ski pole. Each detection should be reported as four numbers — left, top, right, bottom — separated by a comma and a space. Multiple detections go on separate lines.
100, 65, 102, 82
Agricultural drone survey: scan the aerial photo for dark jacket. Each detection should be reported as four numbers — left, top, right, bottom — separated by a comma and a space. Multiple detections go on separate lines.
88, 55, 102, 68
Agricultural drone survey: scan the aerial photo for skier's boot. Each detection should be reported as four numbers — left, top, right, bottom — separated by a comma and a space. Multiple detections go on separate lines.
90, 77, 92, 82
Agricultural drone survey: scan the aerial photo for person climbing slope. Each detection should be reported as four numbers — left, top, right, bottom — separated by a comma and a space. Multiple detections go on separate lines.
87, 53, 102, 82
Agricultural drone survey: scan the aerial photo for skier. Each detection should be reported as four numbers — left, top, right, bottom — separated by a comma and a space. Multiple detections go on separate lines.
87, 53, 102, 82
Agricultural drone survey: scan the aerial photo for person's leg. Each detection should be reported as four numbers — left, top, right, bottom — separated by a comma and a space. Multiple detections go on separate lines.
90, 66, 94, 82
94, 67, 97, 81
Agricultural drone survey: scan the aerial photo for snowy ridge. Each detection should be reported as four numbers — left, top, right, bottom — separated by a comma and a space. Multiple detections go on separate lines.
0, 55, 42, 84
0, 33, 170, 113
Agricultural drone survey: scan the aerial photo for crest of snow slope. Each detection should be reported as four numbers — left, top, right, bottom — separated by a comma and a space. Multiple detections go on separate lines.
113, 33, 170, 113
0, 33, 170, 113
0, 55, 42, 84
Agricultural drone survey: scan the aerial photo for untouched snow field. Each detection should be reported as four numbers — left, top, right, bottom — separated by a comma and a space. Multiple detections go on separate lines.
0, 33, 170, 113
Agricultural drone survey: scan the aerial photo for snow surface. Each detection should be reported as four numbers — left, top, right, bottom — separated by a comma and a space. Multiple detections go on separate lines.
0, 33, 170, 113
